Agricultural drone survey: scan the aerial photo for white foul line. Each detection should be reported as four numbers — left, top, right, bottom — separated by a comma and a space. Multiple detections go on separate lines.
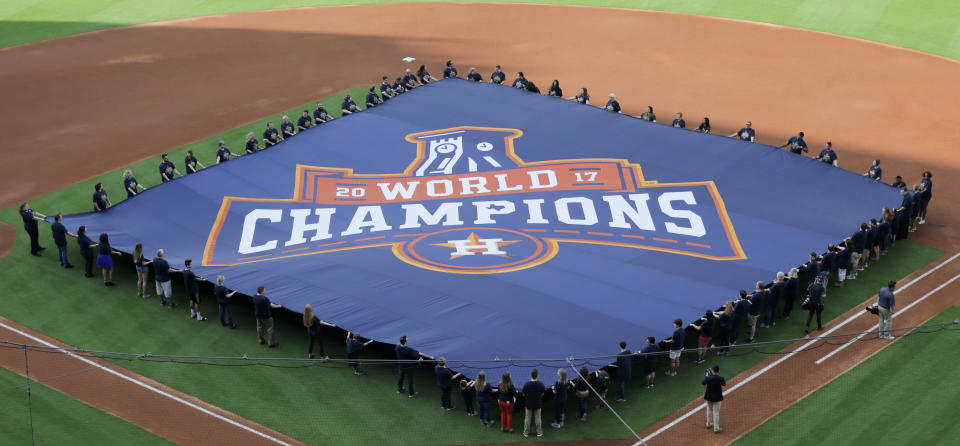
0, 321, 292, 446
638, 251, 960, 445
815, 271, 960, 364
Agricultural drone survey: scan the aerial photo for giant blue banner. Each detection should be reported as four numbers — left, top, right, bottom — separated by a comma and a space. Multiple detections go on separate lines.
59, 79, 900, 366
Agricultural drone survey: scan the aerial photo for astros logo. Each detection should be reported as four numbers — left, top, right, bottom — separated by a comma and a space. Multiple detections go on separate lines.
202, 126, 746, 274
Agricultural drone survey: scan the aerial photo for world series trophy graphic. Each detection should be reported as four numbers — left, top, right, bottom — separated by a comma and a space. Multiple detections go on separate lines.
412, 128, 520, 176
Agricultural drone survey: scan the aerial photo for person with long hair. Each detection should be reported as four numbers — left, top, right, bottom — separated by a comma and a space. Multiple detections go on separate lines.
550, 368, 569, 428
18, 202, 46, 256
782, 268, 800, 318
573, 88, 589, 105
244, 133, 260, 154
416, 64, 435, 84
548, 80, 562, 97
689, 310, 716, 364
572, 366, 592, 421
303, 304, 336, 360
715, 302, 733, 356
341, 94, 359, 116
497, 372, 517, 432
96, 233, 121, 286
474, 371, 495, 427
122, 170, 145, 198
132, 243, 152, 298
76, 225, 96, 278
697, 117, 711, 133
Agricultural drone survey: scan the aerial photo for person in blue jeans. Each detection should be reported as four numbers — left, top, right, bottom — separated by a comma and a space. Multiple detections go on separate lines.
473, 371, 495, 427
50, 213, 73, 268
573, 367, 591, 421
550, 368, 570, 428
214, 275, 238, 328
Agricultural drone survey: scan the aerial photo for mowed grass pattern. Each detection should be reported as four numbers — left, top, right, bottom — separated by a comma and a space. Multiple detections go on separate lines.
0, 1, 958, 60
0, 367, 174, 445
735, 306, 960, 446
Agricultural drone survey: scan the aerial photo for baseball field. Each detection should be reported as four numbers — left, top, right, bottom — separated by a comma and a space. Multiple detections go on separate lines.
2, 1, 959, 445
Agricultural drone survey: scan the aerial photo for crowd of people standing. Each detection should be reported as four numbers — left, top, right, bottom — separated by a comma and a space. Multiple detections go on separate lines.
15, 59, 936, 439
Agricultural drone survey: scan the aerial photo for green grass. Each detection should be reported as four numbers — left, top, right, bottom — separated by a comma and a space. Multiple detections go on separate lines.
0, 366, 174, 445
1, 0, 959, 60
735, 306, 960, 446
0, 123, 943, 446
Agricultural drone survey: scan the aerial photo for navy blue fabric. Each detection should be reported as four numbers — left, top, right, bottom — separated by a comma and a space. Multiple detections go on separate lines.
54, 80, 900, 370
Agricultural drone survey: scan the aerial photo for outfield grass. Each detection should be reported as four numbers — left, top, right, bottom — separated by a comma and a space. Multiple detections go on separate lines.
1, 0, 959, 60
735, 306, 960, 446
0, 366, 174, 445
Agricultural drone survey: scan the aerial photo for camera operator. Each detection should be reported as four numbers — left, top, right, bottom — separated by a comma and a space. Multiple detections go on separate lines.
702, 365, 726, 434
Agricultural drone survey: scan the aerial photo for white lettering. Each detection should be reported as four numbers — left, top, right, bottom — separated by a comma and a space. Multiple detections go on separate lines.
658, 192, 706, 237
527, 170, 558, 189
377, 181, 419, 200
494, 173, 523, 192
399, 203, 464, 229
285, 208, 336, 246
449, 238, 506, 256
341, 206, 393, 236
603, 194, 656, 230
425, 179, 453, 197
239, 209, 282, 254
473, 200, 515, 224
522, 199, 548, 224
555, 197, 598, 226
459, 176, 491, 195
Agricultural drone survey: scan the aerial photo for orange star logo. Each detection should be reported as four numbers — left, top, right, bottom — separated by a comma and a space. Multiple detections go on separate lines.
432, 232, 521, 259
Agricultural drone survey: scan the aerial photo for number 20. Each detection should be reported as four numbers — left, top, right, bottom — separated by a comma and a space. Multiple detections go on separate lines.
335, 187, 365, 197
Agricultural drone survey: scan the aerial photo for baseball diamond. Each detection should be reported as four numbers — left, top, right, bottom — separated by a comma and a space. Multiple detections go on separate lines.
0, 2, 958, 446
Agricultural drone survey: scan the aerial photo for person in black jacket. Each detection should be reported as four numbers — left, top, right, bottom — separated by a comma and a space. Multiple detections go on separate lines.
303, 304, 335, 360
549, 368, 570, 428
835, 240, 853, 287
802, 252, 821, 287
702, 365, 726, 434
50, 213, 73, 268
745, 283, 765, 343
19, 202, 46, 256
571, 367, 595, 421
782, 268, 800, 319
730, 290, 749, 344
473, 371, 495, 426
764, 272, 785, 328
76, 226, 96, 277
610, 340, 633, 401
396, 336, 433, 397
805, 276, 826, 334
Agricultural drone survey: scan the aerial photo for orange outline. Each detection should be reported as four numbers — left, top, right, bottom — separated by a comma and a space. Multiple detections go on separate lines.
202, 126, 747, 272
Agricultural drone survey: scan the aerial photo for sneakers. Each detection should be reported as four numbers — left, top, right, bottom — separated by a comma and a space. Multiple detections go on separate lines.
408, 392, 419, 398
714, 428, 724, 434
645, 384, 654, 389
551, 422, 561, 428
355, 370, 367, 376
197, 316, 207, 322
695, 359, 705, 364
308, 354, 315, 359
615, 398, 626, 402
268, 343, 279, 348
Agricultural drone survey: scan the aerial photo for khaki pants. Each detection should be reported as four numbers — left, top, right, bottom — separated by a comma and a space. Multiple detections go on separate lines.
256, 317, 275, 344
706, 401, 721, 432
523, 408, 542, 436
878, 307, 893, 338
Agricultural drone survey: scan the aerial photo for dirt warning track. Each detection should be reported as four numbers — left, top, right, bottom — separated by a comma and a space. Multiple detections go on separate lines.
0, 3, 958, 445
